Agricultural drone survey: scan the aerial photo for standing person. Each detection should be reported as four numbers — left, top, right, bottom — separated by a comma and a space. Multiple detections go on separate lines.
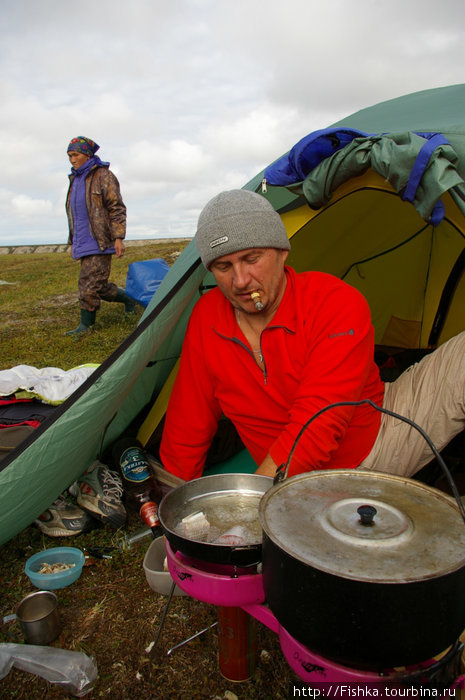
65, 135, 135, 335
158, 189, 465, 482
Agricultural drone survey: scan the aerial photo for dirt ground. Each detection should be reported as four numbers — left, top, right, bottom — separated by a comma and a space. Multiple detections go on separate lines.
0, 509, 295, 699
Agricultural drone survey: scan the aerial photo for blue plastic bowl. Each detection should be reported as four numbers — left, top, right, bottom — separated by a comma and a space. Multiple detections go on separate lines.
25, 547, 85, 590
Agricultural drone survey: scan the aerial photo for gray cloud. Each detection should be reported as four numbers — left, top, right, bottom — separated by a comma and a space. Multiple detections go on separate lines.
0, 0, 463, 244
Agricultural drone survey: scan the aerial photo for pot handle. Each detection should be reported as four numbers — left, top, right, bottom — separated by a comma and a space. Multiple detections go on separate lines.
229, 546, 261, 568
273, 463, 287, 485
2, 614, 17, 640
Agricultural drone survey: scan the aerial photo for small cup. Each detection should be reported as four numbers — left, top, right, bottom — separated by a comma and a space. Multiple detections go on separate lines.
16, 590, 61, 645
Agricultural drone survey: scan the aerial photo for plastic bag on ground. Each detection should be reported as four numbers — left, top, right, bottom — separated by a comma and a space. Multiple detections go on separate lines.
0, 643, 98, 697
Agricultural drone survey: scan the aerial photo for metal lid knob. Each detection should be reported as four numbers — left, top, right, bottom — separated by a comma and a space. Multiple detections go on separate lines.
357, 504, 377, 526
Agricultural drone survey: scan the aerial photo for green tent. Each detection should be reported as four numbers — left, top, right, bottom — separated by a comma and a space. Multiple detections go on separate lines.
1, 84, 464, 547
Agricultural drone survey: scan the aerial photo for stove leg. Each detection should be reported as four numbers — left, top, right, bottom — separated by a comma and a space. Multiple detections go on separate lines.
166, 621, 218, 656
217, 606, 257, 682
149, 579, 176, 659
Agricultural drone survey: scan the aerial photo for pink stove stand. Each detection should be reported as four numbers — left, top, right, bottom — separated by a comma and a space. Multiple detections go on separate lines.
166, 542, 265, 607
165, 543, 464, 691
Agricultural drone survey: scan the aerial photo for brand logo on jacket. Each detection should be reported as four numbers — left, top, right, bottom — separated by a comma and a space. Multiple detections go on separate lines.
329, 329, 355, 339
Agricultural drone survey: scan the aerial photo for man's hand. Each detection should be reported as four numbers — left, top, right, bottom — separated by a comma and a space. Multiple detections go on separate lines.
114, 239, 125, 258
255, 453, 280, 478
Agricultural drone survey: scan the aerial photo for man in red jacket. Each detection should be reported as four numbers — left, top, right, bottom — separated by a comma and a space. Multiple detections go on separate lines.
160, 189, 465, 481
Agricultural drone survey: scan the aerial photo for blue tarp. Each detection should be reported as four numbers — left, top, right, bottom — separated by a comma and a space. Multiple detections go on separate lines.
125, 258, 170, 307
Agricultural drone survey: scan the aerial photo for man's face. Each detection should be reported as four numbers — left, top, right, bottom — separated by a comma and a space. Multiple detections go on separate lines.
209, 247, 288, 315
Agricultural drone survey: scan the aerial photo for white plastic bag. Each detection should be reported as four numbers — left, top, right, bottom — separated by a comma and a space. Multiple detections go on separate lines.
0, 643, 98, 697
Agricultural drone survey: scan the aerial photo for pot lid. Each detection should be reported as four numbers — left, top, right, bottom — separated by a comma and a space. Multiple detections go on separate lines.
259, 470, 465, 583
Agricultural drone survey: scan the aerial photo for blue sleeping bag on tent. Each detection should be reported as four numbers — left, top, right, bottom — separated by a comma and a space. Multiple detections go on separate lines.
125, 258, 170, 307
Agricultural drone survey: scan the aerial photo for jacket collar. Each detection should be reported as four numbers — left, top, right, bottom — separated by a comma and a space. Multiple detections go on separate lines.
68, 155, 110, 179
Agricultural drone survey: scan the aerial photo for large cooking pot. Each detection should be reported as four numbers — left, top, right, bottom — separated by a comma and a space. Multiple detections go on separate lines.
159, 473, 272, 567
259, 469, 465, 668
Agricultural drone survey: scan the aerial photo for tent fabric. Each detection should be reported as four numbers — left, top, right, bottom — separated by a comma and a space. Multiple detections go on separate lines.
1, 84, 464, 548
329, 84, 465, 134
264, 127, 370, 185
265, 131, 465, 224
255, 85, 465, 353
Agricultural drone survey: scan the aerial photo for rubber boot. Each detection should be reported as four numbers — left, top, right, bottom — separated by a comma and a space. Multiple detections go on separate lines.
65, 309, 96, 336
115, 287, 136, 313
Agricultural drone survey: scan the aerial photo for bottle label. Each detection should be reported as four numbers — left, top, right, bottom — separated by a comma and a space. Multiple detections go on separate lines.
119, 446, 151, 484
140, 501, 160, 528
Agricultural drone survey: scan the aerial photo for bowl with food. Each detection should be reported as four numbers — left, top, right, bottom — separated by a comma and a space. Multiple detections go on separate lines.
25, 546, 85, 589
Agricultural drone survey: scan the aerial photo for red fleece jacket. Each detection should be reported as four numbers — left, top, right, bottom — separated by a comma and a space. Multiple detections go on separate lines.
160, 267, 384, 480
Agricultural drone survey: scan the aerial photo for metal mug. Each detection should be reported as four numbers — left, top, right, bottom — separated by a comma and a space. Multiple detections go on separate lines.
16, 590, 61, 645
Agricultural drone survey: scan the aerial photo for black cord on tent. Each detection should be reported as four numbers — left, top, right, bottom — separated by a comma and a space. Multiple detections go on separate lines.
428, 248, 465, 348
274, 399, 465, 525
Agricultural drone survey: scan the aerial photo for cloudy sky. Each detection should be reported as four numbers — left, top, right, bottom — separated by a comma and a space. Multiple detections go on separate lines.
0, 0, 463, 246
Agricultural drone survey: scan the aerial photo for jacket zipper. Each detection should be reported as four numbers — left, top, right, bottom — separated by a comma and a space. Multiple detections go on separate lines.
213, 330, 268, 385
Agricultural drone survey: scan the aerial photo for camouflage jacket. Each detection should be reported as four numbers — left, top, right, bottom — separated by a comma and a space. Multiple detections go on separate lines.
66, 164, 126, 251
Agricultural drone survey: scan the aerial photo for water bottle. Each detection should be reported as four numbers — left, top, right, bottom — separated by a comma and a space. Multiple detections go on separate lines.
111, 437, 162, 538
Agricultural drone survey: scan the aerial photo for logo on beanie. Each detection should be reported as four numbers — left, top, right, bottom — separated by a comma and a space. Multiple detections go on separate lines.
210, 236, 229, 249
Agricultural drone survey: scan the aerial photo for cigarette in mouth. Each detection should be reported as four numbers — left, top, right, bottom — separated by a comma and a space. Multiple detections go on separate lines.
250, 292, 264, 311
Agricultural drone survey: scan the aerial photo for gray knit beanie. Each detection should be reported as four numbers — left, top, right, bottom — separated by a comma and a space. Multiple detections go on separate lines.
195, 189, 290, 269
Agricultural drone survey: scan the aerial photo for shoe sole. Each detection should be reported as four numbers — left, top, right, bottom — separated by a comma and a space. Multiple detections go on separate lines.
77, 495, 126, 530
35, 524, 89, 537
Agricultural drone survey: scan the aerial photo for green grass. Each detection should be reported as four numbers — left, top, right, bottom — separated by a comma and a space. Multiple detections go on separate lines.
0, 241, 189, 368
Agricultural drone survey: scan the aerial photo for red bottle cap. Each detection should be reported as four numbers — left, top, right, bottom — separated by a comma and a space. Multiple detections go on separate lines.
139, 500, 160, 528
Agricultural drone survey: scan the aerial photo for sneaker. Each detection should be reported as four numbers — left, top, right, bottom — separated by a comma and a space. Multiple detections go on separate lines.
74, 461, 127, 530
35, 494, 95, 537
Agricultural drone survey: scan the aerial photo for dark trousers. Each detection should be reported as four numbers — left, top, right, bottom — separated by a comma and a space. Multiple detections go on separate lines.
78, 255, 118, 311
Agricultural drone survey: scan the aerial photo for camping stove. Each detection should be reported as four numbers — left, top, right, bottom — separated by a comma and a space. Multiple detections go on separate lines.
166, 542, 465, 691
